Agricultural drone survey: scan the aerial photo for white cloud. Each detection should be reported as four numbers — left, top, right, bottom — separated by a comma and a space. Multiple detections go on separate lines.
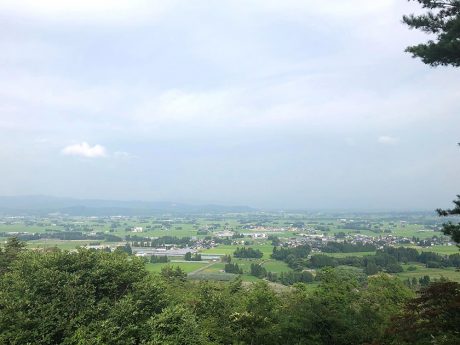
0, 0, 177, 24
61, 142, 107, 158
240, 0, 394, 18
378, 136, 399, 145
113, 151, 135, 159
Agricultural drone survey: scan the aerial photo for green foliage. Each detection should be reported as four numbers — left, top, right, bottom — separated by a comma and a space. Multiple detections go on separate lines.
160, 265, 187, 282
233, 247, 263, 259
403, 0, 460, 66
250, 263, 267, 278
385, 281, 460, 345
0, 245, 456, 345
0, 248, 166, 345
191, 280, 242, 344
220, 254, 231, 263
365, 261, 379, 275
268, 270, 314, 285
308, 254, 338, 268
271, 244, 311, 270
150, 254, 169, 263
279, 270, 412, 345
113, 242, 132, 255
0, 237, 26, 275
271, 244, 311, 261
268, 235, 281, 246
437, 195, 460, 245
230, 282, 281, 345
225, 262, 243, 274
322, 241, 376, 253
147, 305, 208, 345
184, 252, 202, 261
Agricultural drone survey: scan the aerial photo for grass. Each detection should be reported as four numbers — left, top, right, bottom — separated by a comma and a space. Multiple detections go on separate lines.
241, 275, 262, 282
397, 245, 459, 255
199, 263, 226, 273
392, 227, 441, 240
420, 245, 459, 255
257, 243, 276, 258
200, 245, 236, 255
262, 260, 292, 273
396, 264, 460, 282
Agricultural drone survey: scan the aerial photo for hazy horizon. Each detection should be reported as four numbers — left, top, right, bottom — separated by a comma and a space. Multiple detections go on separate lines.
0, 194, 444, 213
1, 1, 460, 210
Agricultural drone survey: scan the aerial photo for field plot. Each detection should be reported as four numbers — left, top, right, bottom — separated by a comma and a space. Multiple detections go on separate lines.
324, 251, 375, 258
188, 272, 236, 281
392, 225, 440, 239
0, 224, 62, 233
1, 212, 457, 287
137, 228, 197, 238
200, 245, 236, 255
107, 226, 198, 239
240, 275, 262, 282
201, 243, 274, 258
145, 261, 209, 273
262, 260, 292, 273
256, 243, 276, 258
420, 245, 459, 255
397, 265, 460, 282
186, 261, 238, 281
397, 245, 459, 255
26, 240, 98, 250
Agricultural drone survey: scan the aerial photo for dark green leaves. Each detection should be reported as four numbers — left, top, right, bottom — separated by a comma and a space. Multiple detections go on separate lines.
403, 1, 460, 66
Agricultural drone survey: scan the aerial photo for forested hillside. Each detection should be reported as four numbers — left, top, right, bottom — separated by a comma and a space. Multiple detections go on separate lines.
0, 239, 458, 345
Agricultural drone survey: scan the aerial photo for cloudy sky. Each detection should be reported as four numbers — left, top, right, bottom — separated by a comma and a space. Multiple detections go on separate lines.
1, 0, 459, 210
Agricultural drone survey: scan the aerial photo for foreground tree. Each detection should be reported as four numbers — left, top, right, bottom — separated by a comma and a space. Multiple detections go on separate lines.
0, 249, 168, 345
404, 2, 460, 247
279, 269, 412, 345
384, 281, 460, 345
403, 0, 460, 66
0, 237, 26, 275
437, 195, 460, 245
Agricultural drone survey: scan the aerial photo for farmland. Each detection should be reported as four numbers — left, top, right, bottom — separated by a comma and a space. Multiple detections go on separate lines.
0, 211, 458, 286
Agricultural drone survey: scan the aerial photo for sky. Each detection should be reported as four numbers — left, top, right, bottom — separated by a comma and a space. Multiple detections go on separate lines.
0, 0, 459, 210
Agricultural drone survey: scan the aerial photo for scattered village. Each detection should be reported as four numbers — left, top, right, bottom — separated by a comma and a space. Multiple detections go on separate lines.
0, 212, 454, 257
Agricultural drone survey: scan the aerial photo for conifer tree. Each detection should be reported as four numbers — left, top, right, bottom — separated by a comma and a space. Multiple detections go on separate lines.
437, 195, 460, 245
403, 0, 460, 66
404, 2, 460, 246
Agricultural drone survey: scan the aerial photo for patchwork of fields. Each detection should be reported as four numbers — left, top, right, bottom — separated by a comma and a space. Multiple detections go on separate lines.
1, 212, 459, 286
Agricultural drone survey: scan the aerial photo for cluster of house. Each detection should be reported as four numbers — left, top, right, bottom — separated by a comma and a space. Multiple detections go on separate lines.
241, 224, 293, 232
281, 231, 454, 251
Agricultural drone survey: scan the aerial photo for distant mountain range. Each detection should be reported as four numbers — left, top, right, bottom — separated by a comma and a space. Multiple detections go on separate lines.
0, 195, 254, 216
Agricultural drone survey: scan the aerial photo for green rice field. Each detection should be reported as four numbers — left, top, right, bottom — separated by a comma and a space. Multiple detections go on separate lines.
145, 261, 209, 273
